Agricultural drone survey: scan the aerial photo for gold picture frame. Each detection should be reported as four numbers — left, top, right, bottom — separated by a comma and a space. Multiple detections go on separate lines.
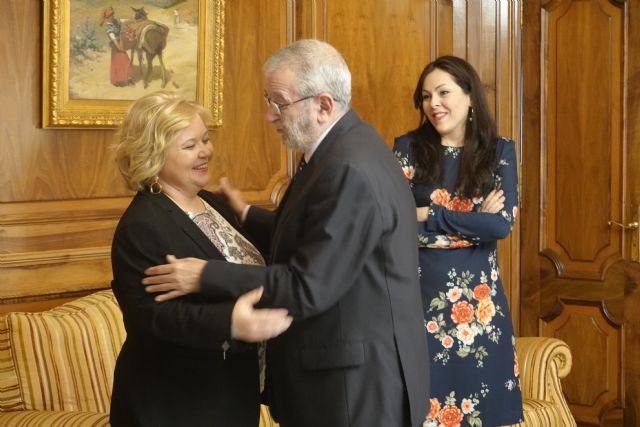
42, 0, 224, 128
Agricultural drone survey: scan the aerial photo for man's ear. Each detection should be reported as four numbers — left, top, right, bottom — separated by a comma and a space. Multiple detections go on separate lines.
316, 93, 334, 122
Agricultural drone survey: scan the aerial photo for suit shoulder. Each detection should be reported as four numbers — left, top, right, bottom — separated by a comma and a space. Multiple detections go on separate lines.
119, 192, 156, 219
114, 192, 165, 236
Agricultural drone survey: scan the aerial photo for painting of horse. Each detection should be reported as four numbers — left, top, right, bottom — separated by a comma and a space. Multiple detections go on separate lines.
67, 0, 199, 101
121, 6, 170, 88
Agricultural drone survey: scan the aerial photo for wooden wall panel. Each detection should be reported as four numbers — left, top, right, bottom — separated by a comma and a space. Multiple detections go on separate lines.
448, 0, 523, 330
521, 0, 543, 339
318, 0, 433, 144
0, 0, 291, 311
210, 0, 290, 205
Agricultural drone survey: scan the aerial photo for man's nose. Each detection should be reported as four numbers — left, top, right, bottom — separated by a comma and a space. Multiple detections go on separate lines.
266, 108, 280, 122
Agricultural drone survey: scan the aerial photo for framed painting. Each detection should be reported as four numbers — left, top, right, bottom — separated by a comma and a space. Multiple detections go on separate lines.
42, 0, 224, 128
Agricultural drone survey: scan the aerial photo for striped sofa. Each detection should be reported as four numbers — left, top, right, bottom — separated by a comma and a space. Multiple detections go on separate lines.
0, 290, 575, 426
0, 290, 277, 427
517, 336, 576, 426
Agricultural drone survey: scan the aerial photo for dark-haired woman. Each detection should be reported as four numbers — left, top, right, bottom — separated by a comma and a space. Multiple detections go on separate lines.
394, 56, 523, 427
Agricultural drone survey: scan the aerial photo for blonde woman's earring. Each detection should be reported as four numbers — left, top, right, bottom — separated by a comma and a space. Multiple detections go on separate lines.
149, 176, 162, 194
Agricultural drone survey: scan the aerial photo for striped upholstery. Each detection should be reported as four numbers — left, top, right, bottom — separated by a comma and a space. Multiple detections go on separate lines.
522, 398, 564, 426
0, 290, 125, 416
516, 337, 576, 427
0, 410, 109, 426
0, 291, 572, 427
0, 290, 281, 427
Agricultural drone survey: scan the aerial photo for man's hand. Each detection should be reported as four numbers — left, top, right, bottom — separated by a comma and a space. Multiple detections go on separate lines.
478, 189, 505, 214
142, 255, 207, 302
214, 177, 248, 219
231, 287, 293, 342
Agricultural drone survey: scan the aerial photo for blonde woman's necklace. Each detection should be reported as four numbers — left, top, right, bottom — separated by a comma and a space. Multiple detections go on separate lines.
163, 192, 205, 218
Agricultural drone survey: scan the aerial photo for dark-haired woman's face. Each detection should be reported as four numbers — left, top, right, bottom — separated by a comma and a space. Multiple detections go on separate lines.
421, 68, 471, 146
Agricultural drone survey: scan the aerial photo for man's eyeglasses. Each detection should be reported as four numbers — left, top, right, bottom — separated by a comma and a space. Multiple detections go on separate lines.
263, 93, 315, 115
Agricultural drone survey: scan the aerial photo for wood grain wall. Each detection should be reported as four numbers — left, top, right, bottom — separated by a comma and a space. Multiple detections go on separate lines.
0, 1, 522, 323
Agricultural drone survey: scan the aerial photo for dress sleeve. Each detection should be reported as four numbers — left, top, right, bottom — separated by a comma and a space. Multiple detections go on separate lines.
392, 136, 416, 182
423, 138, 519, 242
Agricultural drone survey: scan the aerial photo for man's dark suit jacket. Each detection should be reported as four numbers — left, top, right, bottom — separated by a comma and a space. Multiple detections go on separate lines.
199, 110, 430, 427
110, 190, 260, 427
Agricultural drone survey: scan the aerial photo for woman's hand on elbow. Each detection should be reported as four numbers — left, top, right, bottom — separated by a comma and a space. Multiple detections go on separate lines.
417, 206, 430, 222
478, 189, 505, 214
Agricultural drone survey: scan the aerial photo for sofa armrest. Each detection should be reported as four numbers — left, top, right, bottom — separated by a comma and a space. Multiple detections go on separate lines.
0, 410, 109, 426
516, 336, 576, 427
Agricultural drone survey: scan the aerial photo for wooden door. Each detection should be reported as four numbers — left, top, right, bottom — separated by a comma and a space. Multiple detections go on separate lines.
522, 0, 640, 425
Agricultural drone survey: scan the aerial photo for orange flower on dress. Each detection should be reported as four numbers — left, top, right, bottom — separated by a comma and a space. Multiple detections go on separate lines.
451, 301, 475, 325
428, 397, 442, 420
402, 166, 415, 180
430, 189, 451, 207
476, 298, 496, 325
426, 320, 439, 333
448, 196, 473, 212
473, 283, 491, 301
449, 240, 472, 249
514, 350, 520, 377
441, 335, 454, 349
438, 404, 464, 427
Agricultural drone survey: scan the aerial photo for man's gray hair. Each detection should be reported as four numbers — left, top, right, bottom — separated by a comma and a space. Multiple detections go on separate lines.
263, 39, 351, 109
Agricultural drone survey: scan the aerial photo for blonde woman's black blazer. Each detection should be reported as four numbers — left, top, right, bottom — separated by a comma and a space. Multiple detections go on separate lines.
109, 190, 260, 427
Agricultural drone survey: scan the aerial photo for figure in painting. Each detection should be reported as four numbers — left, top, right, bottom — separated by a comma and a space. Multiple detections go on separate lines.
173, 9, 181, 27
99, 6, 133, 87
121, 7, 170, 89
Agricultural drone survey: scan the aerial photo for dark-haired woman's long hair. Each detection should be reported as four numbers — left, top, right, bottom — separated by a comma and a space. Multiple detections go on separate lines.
410, 56, 498, 198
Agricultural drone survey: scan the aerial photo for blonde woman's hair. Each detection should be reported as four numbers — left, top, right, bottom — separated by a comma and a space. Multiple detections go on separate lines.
113, 91, 211, 191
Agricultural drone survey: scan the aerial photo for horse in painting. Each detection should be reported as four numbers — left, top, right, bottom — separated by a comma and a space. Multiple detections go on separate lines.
121, 7, 170, 88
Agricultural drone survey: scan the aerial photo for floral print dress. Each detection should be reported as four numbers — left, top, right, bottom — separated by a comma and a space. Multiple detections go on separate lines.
394, 132, 523, 427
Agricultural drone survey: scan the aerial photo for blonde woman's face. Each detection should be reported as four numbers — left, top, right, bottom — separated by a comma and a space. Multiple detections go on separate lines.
158, 114, 212, 196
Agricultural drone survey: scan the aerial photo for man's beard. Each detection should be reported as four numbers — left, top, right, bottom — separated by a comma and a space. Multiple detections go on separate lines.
281, 108, 315, 152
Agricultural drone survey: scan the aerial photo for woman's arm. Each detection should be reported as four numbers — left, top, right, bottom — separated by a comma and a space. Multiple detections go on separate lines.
421, 139, 519, 242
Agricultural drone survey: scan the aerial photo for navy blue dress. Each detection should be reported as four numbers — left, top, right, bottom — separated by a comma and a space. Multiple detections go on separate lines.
394, 132, 524, 427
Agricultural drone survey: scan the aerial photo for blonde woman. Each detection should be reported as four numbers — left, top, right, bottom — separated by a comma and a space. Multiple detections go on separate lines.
110, 91, 291, 426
